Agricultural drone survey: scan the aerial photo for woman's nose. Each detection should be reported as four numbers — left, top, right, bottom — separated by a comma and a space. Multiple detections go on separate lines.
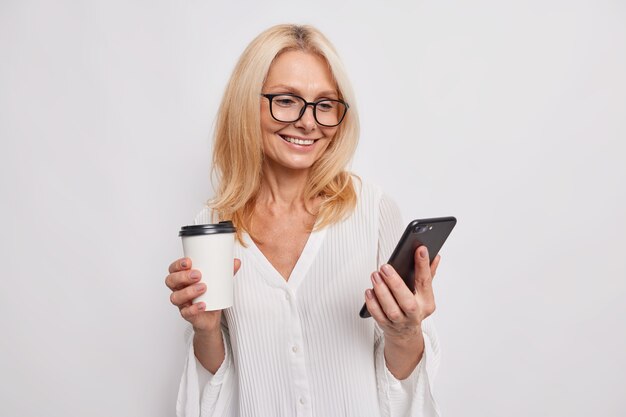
294, 105, 317, 131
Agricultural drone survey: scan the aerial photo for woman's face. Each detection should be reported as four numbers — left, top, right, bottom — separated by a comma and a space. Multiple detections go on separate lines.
260, 50, 340, 173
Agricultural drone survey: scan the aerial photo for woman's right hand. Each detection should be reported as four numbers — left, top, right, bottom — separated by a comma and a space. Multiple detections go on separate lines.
165, 257, 241, 334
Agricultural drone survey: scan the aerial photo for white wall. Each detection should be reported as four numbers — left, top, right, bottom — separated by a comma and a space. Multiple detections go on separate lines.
1, 1, 624, 416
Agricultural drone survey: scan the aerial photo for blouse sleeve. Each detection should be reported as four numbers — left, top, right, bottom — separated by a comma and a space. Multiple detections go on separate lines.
374, 193, 442, 417
176, 323, 238, 417
175, 207, 239, 417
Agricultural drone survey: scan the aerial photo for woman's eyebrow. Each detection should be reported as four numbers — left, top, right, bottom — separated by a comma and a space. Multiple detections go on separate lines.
264, 84, 293, 91
264, 84, 338, 98
316, 90, 339, 98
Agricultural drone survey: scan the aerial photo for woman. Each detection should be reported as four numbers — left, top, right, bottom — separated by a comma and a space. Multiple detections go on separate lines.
165, 24, 442, 417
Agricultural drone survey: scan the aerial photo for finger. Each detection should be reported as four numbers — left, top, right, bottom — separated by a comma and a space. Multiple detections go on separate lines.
168, 257, 191, 274
430, 255, 441, 279
180, 302, 207, 321
169, 282, 206, 307
413, 246, 434, 299
379, 264, 419, 317
234, 258, 241, 274
165, 269, 202, 291
371, 272, 406, 322
364, 288, 392, 327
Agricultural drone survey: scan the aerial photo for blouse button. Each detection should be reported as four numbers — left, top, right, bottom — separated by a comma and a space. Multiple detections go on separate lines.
299, 397, 306, 405
292, 345, 299, 353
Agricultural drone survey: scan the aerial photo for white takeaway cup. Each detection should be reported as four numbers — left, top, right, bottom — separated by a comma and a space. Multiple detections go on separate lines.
179, 221, 236, 311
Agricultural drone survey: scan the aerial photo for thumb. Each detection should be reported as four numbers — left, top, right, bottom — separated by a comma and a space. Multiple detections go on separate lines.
413, 246, 434, 297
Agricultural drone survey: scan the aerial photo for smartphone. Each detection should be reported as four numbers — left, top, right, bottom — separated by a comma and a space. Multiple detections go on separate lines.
359, 216, 457, 318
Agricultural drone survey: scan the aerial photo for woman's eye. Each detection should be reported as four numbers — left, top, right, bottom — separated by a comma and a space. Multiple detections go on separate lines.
275, 97, 298, 106
317, 101, 335, 112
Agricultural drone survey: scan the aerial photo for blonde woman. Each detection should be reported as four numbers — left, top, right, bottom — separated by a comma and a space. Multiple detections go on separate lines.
165, 24, 442, 417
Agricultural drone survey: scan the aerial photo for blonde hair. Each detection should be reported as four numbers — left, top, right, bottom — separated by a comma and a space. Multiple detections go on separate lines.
209, 24, 360, 244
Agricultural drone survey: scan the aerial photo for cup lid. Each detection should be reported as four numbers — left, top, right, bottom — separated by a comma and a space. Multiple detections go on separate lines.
179, 221, 236, 236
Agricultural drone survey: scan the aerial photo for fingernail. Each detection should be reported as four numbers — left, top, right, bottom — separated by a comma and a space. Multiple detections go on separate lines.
381, 264, 392, 275
420, 247, 428, 259
181, 260, 188, 268
195, 283, 205, 292
196, 302, 206, 311
371, 272, 382, 285
365, 289, 374, 299
190, 271, 201, 281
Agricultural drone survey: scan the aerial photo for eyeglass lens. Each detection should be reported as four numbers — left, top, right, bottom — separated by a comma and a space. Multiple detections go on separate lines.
270, 95, 346, 127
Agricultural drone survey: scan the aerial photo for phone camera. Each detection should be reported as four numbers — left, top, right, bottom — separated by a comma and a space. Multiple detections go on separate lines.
415, 225, 429, 234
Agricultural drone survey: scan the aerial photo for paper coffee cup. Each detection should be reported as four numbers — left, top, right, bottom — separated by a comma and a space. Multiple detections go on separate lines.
179, 221, 236, 311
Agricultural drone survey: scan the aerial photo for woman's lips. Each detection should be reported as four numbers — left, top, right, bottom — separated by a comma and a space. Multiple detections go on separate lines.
279, 134, 319, 146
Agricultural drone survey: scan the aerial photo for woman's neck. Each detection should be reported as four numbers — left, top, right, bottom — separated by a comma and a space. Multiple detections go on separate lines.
257, 163, 313, 210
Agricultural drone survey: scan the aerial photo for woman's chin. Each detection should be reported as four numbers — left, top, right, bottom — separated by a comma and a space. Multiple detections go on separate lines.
264, 155, 318, 173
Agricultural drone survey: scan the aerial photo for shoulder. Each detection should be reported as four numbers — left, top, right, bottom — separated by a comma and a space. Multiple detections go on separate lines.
354, 179, 399, 214
345, 179, 402, 236
192, 204, 214, 225
354, 178, 382, 205
355, 180, 404, 236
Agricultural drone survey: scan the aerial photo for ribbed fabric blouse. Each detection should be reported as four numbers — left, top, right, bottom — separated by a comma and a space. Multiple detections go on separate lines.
176, 182, 441, 417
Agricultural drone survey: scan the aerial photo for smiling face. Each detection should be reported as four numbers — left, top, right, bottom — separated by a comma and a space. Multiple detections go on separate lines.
260, 50, 340, 173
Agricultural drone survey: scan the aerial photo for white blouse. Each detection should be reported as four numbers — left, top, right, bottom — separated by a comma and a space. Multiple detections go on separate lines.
176, 182, 441, 417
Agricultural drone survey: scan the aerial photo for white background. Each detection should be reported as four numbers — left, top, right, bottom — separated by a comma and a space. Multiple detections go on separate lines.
1, 1, 625, 416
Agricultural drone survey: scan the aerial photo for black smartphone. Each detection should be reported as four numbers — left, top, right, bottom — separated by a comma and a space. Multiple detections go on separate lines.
359, 217, 457, 318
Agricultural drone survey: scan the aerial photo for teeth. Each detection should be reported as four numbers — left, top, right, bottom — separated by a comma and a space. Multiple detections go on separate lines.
283, 136, 315, 146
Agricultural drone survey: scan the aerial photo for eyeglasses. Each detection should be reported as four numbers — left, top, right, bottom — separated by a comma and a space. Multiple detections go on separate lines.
261, 93, 349, 127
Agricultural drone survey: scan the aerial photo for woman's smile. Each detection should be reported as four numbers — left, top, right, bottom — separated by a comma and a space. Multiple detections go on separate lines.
278, 133, 321, 148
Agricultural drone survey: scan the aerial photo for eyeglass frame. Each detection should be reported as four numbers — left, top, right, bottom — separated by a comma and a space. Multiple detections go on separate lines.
260, 93, 350, 127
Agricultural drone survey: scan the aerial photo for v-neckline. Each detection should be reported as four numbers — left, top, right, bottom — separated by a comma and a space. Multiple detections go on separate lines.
243, 226, 328, 291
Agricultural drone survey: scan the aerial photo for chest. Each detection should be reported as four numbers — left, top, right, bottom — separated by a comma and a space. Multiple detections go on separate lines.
228, 220, 379, 335
250, 214, 315, 281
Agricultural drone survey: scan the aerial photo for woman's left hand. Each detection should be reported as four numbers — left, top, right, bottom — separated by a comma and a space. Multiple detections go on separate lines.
365, 246, 440, 342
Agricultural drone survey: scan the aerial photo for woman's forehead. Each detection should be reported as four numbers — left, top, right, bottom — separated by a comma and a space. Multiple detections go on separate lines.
264, 50, 338, 96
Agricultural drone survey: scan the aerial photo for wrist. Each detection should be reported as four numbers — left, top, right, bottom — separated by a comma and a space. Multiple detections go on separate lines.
192, 327, 226, 374
383, 327, 426, 380
384, 325, 423, 348
193, 327, 223, 341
